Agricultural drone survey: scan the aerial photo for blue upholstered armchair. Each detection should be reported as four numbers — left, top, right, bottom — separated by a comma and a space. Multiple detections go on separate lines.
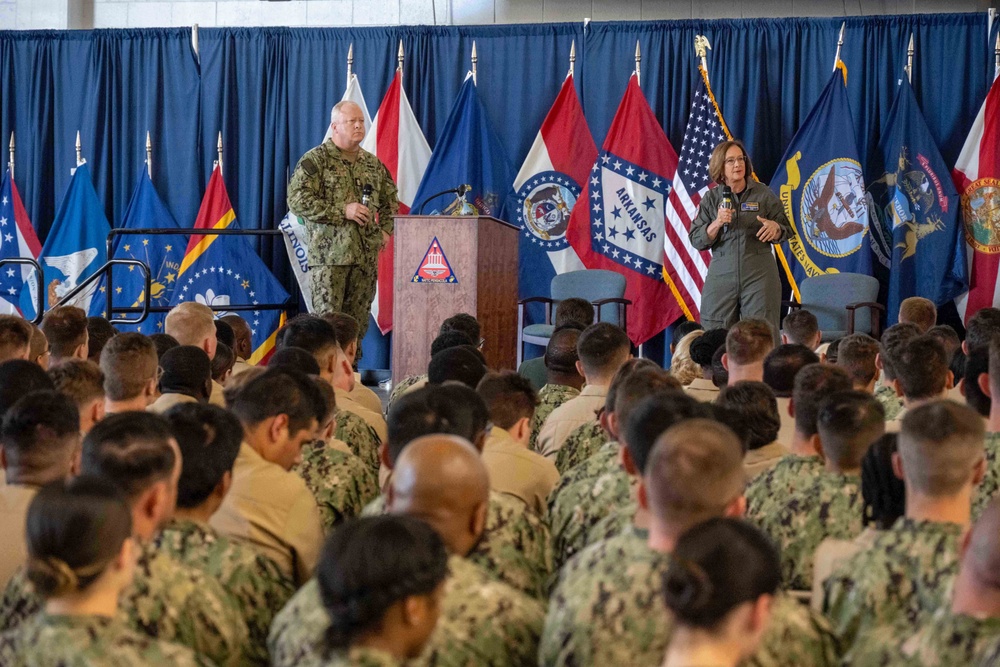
785, 273, 885, 341
516, 269, 631, 366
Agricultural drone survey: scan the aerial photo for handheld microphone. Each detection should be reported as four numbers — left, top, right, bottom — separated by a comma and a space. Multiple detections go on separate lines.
721, 185, 734, 225
361, 184, 373, 207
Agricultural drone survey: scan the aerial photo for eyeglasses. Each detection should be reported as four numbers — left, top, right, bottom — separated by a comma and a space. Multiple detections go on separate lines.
724, 156, 748, 166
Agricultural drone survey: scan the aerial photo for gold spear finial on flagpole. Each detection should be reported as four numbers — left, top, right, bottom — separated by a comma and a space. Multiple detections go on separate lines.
569, 40, 576, 78
145, 131, 153, 179
833, 22, 845, 70
397, 40, 404, 76
471, 41, 478, 86
905, 33, 914, 83
7, 132, 13, 179
347, 43, 354, 89
695, 35, 712, 80
635, 40, 642, 86
217, 132, 223, 175
75, 131, 82, 166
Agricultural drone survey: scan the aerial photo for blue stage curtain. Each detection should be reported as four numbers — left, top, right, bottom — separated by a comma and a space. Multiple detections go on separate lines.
0, 14, 996, 368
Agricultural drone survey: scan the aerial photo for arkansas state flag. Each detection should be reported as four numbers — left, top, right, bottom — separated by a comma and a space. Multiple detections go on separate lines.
953, 73, 1000, 322
0, 169, 42, 315
565, 74, 683, 345
510, 74, 593, 287
361, 71, 431, 334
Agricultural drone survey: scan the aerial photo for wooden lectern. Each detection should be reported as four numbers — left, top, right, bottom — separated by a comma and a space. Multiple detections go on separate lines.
392, 215, 519, 382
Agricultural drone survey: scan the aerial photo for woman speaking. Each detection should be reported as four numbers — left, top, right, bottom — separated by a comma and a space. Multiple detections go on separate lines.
689, 141, 793, 336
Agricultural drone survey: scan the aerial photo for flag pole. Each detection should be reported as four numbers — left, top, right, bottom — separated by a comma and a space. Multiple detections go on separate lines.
397, 39, 404, 77
634, 40, 642, 86
75, 131, 83, 166
347, 43, 354, 89
905, 33, 914, 83
471, 41, 478, 86
833, 22, 845, 70
217, 132, 223, 176
145, 131, 153, 179
995, 31, 1000, 78
7, 132, 13, 179
568, 40, 576, 78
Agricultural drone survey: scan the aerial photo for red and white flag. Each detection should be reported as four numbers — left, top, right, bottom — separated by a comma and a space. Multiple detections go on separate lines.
952, 73, 1000, 322
511, 74, 595, 277
362, 71, 431, 334
565, 75, 684, 345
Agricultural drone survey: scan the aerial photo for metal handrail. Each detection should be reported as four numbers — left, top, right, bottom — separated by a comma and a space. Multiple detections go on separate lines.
59, 258, 151, 325
0, 257, 44, 323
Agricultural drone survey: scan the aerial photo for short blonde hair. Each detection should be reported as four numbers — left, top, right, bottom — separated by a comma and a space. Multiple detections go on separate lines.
898, 297, 937, 333
670, 330, 704, 386
165, 302, 215, 347
708, 140, 753, 186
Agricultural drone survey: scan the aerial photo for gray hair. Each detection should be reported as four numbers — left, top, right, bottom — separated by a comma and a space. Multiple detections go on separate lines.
330, 100, 359, 125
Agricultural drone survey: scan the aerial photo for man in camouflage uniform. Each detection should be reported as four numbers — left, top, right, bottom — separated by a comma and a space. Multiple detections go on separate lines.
529, 327, 585, 452
823, 401, 986, 655
295, 437, 379, 528
753, 391, 883, 591
287, 100, 398, 356
972, 337, 1000, 517
872, 322, 922, 422
0, 613, 212, 666
541, 420, 838, 667
270, 436, 545, 667
849, 497, 1000, 666
746, 364, 853, 524
554, 420, 606, 473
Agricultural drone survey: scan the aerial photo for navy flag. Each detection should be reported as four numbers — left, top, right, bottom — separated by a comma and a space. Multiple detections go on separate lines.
868, 78, 967, 324
774, 68, 873, 299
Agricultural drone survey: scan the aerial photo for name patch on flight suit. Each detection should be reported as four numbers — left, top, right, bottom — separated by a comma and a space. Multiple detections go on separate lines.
741, 202, 760, 212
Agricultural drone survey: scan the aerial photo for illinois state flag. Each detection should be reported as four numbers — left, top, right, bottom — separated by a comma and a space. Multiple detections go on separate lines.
510, 74, 593, 289
362, 71, 431, 334
0, 169, 42, 315
953, 73, 1000, 322
774, 68, 872, 299
869, 78, 966, 325
90, 169, 186, 333
172, 166, 289, 364
565, 74, 683, 345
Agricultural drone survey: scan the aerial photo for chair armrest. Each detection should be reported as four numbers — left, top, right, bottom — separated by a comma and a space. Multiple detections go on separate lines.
517, 296, 555, 306
845, 302, 886, 338
845, 302, 885, 313
590, 297, 633, 307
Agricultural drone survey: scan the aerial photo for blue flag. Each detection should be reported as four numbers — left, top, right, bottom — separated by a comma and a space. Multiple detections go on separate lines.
773, 69, 873, 299
24, 163, 111, 318
868, 78, 967, 325
90, 169, 187, 333
411, 77, 530, 292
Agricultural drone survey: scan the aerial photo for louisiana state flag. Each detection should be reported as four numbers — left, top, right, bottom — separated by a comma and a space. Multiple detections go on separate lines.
171, 166, 289, 364
774, 68, 872, 299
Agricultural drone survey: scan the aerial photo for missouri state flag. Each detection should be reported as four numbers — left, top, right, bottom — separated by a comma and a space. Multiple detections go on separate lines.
362, 70, 431, 334
510, 74, 593, 284
172, 166, 289, 364
953, 71, 1000, 322
90, 168, 186, 333
565, 74, 683, 345
774, 67, 872, 300
0, 168, 42, 315
868, 77, 966, 325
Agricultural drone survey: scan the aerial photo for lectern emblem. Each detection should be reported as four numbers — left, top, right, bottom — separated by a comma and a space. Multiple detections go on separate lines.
411, 237, 458, 284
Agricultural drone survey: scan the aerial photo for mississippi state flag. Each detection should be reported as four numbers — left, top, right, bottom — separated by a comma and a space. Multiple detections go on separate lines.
0, 169, 42, 315
511, 74, 594, 280
953, 73, 1000, 323
362, 71, 431, 334
565, 74, 683, 345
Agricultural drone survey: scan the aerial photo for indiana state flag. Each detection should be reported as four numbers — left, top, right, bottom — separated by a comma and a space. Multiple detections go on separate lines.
868, 77, 967, 325
90, 168, 186, 333
0, 169, 42, 315
411, 75, 516, 265
565, 74, 683, 345
774, 67, 872, 300
171, 166, 289, 364
24, 163, 110, 318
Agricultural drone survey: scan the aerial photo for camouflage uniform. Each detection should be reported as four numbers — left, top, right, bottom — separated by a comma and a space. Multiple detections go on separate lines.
753, 471, 864, 591
548, 441, 634, 571
540, 527, 838, 667
584, 501, 636, 547
553, 421, 607, 474
874, 384, 904, 421
324, 647, 402, 666
287, 140, 399, 354
334, 408, 382, 475
294, 439, 379, 529
0, 540, 248, 666
269, 555, 545, 667
530, 384, 581, 453
387, 374, 428, 412
972, 432, 1000, 519
0, 612, 211, 667
154, 518, 295, 666
850, 608, 1000, 666
745, 454, 824, 525
362, 491, 552, 599
822, 517, 963, 654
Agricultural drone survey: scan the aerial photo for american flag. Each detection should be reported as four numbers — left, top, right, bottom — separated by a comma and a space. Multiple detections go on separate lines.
0, 169, 42, 315
664, 68, 731, 320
